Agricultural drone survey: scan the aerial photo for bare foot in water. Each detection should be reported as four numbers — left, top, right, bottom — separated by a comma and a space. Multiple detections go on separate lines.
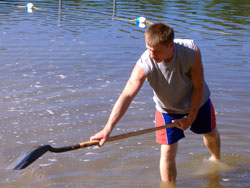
208, 156, 221, 162
194, 157, 233, 176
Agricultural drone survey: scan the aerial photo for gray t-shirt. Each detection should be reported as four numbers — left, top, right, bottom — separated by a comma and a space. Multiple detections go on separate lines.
137, 39, 210, 114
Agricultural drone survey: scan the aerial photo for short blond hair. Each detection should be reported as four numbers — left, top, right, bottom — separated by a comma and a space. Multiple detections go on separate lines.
145, 22, 174, 47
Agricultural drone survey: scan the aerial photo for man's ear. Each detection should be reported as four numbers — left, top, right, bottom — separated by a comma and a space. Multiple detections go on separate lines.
169, 41, 174, 48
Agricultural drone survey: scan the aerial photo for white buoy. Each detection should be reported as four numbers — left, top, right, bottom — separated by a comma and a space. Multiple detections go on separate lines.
137, 23, 146, 28
136, 17, 146, 23
26, 3, 34, 13
26, 3, 34, 9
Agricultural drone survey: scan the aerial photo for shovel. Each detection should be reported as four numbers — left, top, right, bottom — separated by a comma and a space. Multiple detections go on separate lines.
8, 123, 175, 170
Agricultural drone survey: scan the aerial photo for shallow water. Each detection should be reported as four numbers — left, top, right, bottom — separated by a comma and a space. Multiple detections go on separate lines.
0, 0, 250, 187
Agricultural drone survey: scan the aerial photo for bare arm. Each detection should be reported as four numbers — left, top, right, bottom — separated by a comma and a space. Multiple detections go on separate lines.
188, 46, 204, 123
172, 45, 204, 130
90, 64, 147, 145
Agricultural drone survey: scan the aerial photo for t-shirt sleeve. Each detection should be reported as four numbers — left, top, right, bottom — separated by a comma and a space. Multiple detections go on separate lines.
136, 50, 152, 77
186, 40, 196, 68
175, 39, 196, 71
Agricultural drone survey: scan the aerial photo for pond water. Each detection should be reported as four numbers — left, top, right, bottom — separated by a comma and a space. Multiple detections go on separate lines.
0, 0, 250, 187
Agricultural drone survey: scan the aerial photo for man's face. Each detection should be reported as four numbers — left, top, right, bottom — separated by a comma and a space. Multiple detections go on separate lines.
146, 42, 174, 63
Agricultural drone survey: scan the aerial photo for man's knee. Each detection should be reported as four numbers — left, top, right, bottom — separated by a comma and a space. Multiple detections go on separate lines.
161, 143, 178, 161
203, 128, 220, 140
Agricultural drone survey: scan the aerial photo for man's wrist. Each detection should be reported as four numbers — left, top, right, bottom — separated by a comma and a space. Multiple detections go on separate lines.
187, 113, 196, 124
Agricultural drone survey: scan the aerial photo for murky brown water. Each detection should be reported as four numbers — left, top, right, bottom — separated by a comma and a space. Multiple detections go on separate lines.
0, 0, 250, 187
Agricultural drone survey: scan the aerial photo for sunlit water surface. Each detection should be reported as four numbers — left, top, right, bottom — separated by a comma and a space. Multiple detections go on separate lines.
0, 0, 249, 187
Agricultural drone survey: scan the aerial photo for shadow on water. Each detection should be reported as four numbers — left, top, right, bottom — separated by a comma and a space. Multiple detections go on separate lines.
174, 152, 250, 188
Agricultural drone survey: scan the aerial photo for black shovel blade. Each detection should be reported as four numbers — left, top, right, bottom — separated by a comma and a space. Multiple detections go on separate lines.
10, 145, 52, 170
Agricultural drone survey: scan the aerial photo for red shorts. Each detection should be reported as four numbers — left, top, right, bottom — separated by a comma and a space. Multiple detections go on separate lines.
155, 98, 216, 145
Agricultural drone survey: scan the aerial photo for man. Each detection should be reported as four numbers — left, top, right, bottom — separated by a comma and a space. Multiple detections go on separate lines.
90, 22, 221, 182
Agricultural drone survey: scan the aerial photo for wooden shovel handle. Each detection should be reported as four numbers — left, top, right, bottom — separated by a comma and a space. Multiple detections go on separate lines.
79, 140, 100, 148
79, 123, 176, 148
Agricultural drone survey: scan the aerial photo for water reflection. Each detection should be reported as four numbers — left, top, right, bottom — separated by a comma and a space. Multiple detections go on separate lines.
204, 171, 222, 188
113, 0, 116, 17
205, 0, 250, 24
159, 181, 176, 188
1, 0, 249, 32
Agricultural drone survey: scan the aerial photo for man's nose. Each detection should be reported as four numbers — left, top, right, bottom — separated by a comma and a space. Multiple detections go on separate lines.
151, 52, 157, 59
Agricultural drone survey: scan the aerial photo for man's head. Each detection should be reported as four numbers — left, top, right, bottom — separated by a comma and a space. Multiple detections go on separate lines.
145, 22, 174, 47
145, 23, 175, 63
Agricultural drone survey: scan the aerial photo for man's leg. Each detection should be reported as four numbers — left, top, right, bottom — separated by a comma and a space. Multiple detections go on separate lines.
160, 142, 178, 182
203, 127, 221, 161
